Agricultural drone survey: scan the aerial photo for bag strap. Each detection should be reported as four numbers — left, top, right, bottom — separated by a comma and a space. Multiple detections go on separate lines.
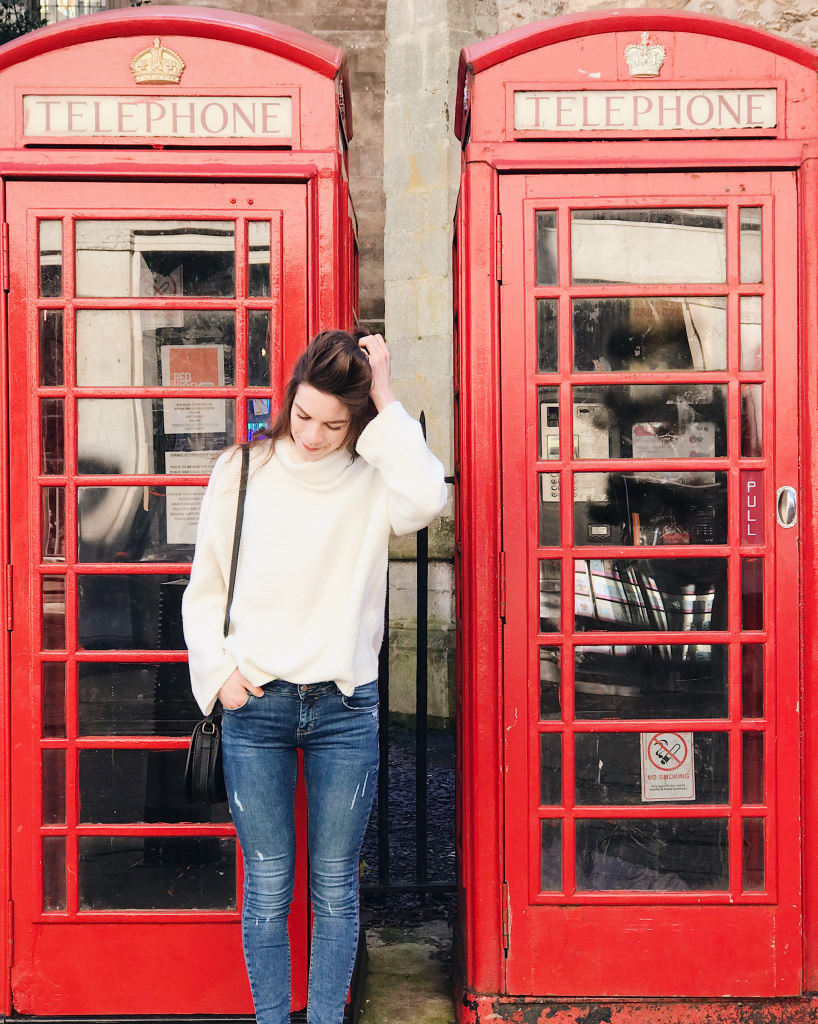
223, 443, 250, 639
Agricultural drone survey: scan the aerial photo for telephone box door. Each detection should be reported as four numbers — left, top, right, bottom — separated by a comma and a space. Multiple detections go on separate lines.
500, 171, 801, 996
6, 179, 309, 1014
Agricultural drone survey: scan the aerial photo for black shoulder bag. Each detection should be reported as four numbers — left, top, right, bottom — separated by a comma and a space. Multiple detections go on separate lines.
184, 443, 250, 804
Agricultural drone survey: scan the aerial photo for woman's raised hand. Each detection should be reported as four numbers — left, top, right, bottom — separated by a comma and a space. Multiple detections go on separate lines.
358, 333, 396, 412
218, 667, 265, 710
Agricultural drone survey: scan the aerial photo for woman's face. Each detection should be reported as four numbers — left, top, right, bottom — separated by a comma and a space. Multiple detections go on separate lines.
289, 383, 351, 461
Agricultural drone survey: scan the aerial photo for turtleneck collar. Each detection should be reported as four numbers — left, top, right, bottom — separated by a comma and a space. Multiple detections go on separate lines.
274, 436, 356, 489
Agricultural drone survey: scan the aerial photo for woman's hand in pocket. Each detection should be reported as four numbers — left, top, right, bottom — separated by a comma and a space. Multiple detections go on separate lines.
218, 669, 265, 710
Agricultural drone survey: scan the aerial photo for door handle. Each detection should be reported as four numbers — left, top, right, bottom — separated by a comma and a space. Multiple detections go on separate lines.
776, 486, 797, 528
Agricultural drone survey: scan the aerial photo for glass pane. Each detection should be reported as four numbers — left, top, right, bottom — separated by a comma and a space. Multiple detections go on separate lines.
39, 310, 63, 385
741, 557, 764, 630
42, 662, 66, 738
77, 398, 233, 476
79, 749, 230, 823
41, 487, 65, 562
76, 310, 235, 387
41, 398, 64, 475
573, 297, 727, 372
248, 221, 272, 297
575, 558, 727, 632
539, 560, 561, 632
540, 733, 561, 805
573, 385, 726, 460
79, 836, 236, 910
42, 575, 65, 649
78, 662, 200, 737
742, 818, 765, 891
575, 818, 728, 890
537, 299, 558, 372
740, 296, 762, 371
42, 747, 65, 824
248, 397, 273, 440
740, 208, 762, 284
741, 385, 762, 457
249, 309, 272, 387
574, 471, 727, 547
538, 386, 560, 460
575, 643, 728, 719
78, 574, 187, 650
541, 819, 562, 891
575, 732, 728, 804
538, 473, 560, 546
78, 486, 203, 562
539, 647, 561, 720
42, 836, 66, 911
572, 209, 726, 285
39, 219, 62, 297
75, 220, 235, 297
743, 732, 764, 804
742, 644, 764, 719
536, 211, 557, 285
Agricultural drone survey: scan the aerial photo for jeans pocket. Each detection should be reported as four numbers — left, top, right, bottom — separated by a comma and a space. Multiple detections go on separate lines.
340, 681, 379, 713
223, 693, 254, 713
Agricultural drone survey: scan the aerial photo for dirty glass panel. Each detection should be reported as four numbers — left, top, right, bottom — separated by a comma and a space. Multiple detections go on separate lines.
40, 310, 63, 386
535, 211, 558, 286
575, 818, 728, 891
539, 560, 561, 633
740, 296, 762, 371
540, 733, 561, 805
575, 732, 728, 804
742, 644, 764, 719
742, 732, 764, 804
740, 208, 762, 284
41, 575, 65, 650
741, 385, 763, 457
540, 647, 561, 720
42, 662, 66, 738
538, 473, 561, 547
574, 471, 727, 547
537, 299, 558, 373
42, 836, 66, 911
572, 385, 727, 460
78, 574, 187, 650
42, 747, 65, 824
39, 219, 62, 297
538, 386, 560, 460
79, 749, 230, 824
574, 558, 728, 632
540, 819, 562, 892
249, 309, 272, 387
77, 398, 232, 476
75, 220, 235, 297
248, 221, 272, 297
572, 209, 726, 285
41, 398, 65, 475
574, 643, 728, 719
741, 558, 764, 631
79, 836, 236, 910
248, 397, 273, 440
78, 486, 203, 563
76, 309, 235, 387
78, 662, 200, 737
742, 818, 765, 891
41, 486, 65, 562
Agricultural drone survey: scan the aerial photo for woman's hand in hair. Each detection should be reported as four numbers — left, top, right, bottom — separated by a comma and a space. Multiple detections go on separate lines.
218, 668, 265, 710
359, 333, 397, 412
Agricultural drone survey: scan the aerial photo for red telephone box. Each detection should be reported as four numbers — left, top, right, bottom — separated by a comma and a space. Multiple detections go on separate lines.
0, 7, 356, 1016
453, 11, 818, 1019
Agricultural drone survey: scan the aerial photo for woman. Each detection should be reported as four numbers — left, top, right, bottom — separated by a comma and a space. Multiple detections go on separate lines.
182, 329, 447, 1024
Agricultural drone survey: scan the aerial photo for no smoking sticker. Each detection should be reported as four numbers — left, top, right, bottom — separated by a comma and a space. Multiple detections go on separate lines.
640, 731, 695, 802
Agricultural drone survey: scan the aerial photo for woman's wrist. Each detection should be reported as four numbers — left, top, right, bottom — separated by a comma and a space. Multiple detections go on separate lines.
371, 389, 397, 412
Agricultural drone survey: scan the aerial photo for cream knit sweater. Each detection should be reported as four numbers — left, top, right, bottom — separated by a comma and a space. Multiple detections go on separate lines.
183, 401, 447, 715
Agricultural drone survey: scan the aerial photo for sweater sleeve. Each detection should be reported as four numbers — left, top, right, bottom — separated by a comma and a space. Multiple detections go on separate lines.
355, 401, 447, 536
182, 453, 240, 715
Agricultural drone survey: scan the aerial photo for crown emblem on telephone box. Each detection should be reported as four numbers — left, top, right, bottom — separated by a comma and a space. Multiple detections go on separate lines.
624, 33, 666, 77
130, 38, 186, 85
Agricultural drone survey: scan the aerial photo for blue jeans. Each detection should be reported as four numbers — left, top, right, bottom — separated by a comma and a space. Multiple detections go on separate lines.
222, 678, 379, 1024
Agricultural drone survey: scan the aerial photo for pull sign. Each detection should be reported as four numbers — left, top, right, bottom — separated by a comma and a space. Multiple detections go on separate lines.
776, 485, 797, 528
741, 471, 764, 545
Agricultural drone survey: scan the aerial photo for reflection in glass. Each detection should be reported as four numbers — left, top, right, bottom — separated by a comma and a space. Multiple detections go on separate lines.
540, 647, 561, 720
76, 310, 235, 387
743, 732, 764, 804
742, 645, 764, 719
574, 472, 727, 547
538, 387, 560, 460
249, 310, 272, 387
574, 644, 728, 719
540, 733, 561, 805
538, 474, 560, 547
539, 560, 561, 632
541, 819, 562, 892
740, 208, 762, 284
41, 487, 65, 562
42, 662, 66, 738
78, 486, 202, 563
42, 575, 65, 649
79, 836, 236, 910
573, 297, 727, 372
575, 818, 728, 890
741, 558, 764, 630
40, 310, 63, 386
75, 220, 235, 297
77, 398, 233, 475
741, 385, 762, 457
248, 221, 272, 297
39, 220, 62, 297
537, 299, 558, 373
536, 211, 557, 285
572, 209, 726, 285
42, 747, 65, 824
248, 397, 273, 440
743, 818, 765, 891
575, 732, 728, 804
575, 558, 727, 632
78, 662, 200, 737
740, 297, 762, 371
41, 398, 64, 475
573, 385, 726, 460
79, 575, 187, 650
43, 836, 67, 911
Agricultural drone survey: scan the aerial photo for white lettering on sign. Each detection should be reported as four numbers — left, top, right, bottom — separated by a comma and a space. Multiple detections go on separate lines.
23, 95, 293, 139
514, 89, 777, 133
